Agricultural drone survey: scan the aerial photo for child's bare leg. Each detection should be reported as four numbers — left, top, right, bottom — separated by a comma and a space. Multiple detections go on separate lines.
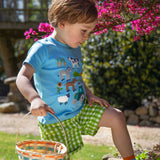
98, 107, 134, 158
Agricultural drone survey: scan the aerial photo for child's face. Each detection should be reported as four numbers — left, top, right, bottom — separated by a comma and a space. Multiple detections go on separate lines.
58, 20, 97, 48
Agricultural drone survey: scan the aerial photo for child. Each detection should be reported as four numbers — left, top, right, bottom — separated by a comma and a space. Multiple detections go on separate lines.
16, 0, 136, 159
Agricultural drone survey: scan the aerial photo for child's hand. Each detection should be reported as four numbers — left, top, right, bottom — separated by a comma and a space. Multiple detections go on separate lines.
30, 97, 55, 116
87, 93, 110, 108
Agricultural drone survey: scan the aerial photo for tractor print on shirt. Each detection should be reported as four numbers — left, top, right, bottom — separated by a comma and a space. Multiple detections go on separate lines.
72, 85, 85, 105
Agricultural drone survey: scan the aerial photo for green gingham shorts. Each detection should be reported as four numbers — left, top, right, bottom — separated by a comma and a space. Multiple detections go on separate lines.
39, 105, 106, 158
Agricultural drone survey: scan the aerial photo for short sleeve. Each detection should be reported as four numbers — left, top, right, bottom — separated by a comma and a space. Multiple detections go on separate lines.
23, 41, 48, 72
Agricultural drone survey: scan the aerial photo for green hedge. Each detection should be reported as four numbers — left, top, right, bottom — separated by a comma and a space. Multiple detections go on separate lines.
82, 27, 160, 109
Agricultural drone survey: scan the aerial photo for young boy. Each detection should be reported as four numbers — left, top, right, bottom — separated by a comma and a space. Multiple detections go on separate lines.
16, 0, 136, 159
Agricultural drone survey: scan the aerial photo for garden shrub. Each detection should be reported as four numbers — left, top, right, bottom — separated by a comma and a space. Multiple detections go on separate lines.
136, 144, 160, 160
147, 144, 160, 160
82, 27, 160, 109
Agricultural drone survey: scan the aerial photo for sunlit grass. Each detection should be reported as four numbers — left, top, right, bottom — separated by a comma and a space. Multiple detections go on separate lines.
0, 131, 116, 160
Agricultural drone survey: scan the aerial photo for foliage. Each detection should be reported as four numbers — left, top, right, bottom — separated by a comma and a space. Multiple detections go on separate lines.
136, 144, 160, 160
146, 144, 160, 160
136, 150, 149, 160
81, 26, 160, 109
95, 0, 160, 39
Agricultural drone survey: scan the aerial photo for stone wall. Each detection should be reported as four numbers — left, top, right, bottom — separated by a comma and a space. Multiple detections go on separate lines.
0, 77, 28, 113
124, 98, 160, 127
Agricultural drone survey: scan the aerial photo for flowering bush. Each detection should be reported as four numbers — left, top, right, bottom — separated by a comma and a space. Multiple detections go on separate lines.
24, 0, 160, 41
81, 26, 160, 109
24, 23, 54, 41
95, 1, 160, 35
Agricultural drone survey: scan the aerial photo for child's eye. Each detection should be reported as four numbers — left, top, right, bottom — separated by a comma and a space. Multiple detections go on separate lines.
81, 30, 87, 33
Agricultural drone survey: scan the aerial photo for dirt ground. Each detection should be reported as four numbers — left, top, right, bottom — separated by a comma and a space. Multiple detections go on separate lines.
0, 113, 160, 151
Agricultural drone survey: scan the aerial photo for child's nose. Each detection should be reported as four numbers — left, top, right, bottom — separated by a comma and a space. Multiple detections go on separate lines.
83, 34, 89, 40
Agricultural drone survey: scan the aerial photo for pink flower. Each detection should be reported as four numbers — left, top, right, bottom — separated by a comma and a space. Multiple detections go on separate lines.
29, 28, 33, 34
133, 36, 141, 41
32, 31, 37, 35
34, 38, 38, 41
112, 24, 126, 32
38, 23, 54, 33
26, 35, 31, 39
24, 31, 29, 36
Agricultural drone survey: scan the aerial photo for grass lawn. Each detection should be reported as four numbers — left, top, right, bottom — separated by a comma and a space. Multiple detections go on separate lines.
0, 131, 117, 160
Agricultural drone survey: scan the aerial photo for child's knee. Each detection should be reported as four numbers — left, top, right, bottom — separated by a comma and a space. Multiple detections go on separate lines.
98, 107, 126, 127
112, 108, 126, 125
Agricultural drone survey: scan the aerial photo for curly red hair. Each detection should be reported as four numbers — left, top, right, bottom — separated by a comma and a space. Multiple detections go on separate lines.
48, 0, 98, 27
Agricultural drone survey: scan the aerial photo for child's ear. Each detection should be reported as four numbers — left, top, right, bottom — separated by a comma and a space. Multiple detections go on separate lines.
58, 22, 65, 29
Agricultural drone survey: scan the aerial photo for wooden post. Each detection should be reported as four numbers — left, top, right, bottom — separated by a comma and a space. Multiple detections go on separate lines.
0, 37, 18, 77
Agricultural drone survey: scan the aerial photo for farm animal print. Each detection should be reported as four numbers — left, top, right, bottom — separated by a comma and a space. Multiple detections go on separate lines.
58, 93, 70, 105
57, 56, 85, 106
59, 67, 72, 81
68, 57, 79, 68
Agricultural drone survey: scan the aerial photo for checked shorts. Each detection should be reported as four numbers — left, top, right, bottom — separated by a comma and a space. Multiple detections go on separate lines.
39, 104, 106, 157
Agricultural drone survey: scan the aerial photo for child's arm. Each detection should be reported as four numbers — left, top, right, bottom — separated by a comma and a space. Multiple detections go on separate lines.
83, 82, 110, 108
16, 63, 54, 116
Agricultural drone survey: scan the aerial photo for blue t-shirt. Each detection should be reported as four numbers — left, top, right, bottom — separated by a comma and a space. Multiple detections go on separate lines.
24, 36, 86, 124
